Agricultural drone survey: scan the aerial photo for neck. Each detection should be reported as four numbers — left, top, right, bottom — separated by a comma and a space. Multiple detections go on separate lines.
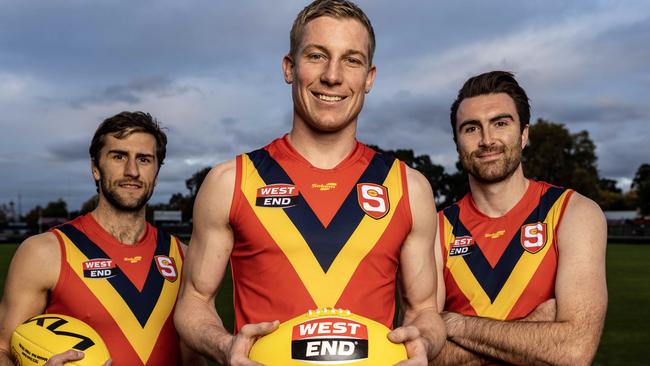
468, 166, 529, 218
287, 119, 358, 169
91, 200, 147, 245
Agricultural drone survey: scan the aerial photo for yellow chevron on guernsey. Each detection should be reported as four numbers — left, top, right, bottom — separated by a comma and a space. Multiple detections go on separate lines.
242, 154, 403, 308
59, 234, 181, 364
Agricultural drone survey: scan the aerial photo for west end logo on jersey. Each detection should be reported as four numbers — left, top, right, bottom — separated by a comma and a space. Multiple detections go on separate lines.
449, 236, 475, 257
291, 317, 368, 363
357, 183, 389, 219
82, 259, 116, 279
155, 255, 178, 282
520, 222, 548, 253
256, 184, 299, 208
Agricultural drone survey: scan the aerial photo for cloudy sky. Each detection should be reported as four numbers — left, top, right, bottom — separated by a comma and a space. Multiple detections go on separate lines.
1, 0, 649, 214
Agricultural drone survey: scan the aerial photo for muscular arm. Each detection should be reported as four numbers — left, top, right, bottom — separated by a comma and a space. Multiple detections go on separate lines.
0, 233, 60, 365
174, 160, 277, 365
389, 167, 446, 365
442, 194, 608, 366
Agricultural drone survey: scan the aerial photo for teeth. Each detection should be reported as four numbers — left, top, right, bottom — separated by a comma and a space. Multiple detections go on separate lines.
318, 94, 342, 102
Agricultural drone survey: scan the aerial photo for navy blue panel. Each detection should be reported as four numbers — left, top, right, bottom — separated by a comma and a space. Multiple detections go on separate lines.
57, 224, 171, 327
247, 149, 394, 272
442, 186, 566, 302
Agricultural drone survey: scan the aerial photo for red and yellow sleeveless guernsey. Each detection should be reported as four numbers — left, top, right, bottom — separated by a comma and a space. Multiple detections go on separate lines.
47, 214, 183, 366
438, 180, 573, 320
230, 136, 412, 330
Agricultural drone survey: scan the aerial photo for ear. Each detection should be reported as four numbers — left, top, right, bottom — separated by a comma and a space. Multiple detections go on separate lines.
364, 65, 377, 94
521, 124, 529, 149
91, 159, 100, 181
282, 54, 295, 84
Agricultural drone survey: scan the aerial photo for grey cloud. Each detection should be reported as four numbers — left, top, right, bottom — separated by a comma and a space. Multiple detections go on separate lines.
48, 139, 89, 161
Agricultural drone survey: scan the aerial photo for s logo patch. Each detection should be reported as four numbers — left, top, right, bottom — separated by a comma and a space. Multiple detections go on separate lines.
357, 183, 389, 219
256, 184, 299, 208
155, 255, 178, 282
449, 236, 474, 257
520, 222, 547, 253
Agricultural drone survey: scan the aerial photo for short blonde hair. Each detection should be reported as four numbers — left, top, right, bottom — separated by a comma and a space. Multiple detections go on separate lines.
289, 0, 375, 66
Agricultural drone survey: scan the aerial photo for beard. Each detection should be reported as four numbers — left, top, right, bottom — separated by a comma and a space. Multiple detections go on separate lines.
98, 170, 153, 213
460, 137, 522, 184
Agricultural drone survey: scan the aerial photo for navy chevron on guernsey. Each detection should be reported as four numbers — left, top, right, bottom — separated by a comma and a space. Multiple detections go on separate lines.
439, 180, 573, 320
46, 214, 184, 365
56, 224, 170, 327
229, 136, 412, 329
247, 148, 394, 272
443, 186, 565, 302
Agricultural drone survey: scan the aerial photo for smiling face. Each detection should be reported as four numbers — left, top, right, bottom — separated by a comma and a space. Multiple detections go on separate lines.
283, 16, 376, 134
92, 132, 159, 212
455, 93, 528, 184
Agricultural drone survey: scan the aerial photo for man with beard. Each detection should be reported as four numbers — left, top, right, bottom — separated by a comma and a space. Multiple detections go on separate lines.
0, 112, 204, 366
175, 1, 445, 364
432, 71, 607, 365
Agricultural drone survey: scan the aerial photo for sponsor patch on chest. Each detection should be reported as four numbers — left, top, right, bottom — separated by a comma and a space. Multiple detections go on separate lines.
449, 236, 475, 257
82, 259, 116, 279
291, 317, 368, 363
256, 184, 299, 208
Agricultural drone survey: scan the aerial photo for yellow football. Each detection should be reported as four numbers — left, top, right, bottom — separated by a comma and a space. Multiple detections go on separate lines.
11, 314, 110, 366
249, 308, 407, 365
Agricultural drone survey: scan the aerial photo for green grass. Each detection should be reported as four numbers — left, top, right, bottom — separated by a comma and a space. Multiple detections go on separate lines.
0, 243, 648, 365
594, 244, 650, 366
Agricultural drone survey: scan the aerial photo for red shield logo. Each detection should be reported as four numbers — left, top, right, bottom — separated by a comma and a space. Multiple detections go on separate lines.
520, 222, 547, 253
357, 183, 389, 219
155, 255, 178, 282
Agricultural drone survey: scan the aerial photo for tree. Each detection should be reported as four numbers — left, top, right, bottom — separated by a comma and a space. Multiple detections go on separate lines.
186, 167, 212, 198
368, 146, 454, 206
632, 163, 650, 216
523, 119, 600, 200
80, 195, 99, 215
42, 198, 68, 218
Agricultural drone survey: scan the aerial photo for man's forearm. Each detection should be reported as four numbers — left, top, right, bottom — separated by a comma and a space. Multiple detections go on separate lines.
174, 297, 233, 364
404, 307, 447, 360
446, 313, 601, 366
430, 340, 490, 366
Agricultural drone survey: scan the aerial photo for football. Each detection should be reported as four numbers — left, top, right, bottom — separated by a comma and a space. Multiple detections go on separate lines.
249, 308, 407, 365
11, 314, 110, 366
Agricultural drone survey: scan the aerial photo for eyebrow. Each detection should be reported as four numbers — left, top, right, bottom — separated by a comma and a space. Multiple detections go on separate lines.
458, 113, 515, 131
107, 149, 155, 159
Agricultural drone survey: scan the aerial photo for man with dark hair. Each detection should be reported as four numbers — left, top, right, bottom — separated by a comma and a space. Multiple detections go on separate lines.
175, 0, 446, 364
433, 71, 607, 365
0, 112, 204, 366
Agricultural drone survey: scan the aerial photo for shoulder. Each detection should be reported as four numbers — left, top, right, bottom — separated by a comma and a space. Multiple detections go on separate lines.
404, 165, 433, 197
563, 191, 605, 223
16, 231, 60, 261
11, 232, 61, 288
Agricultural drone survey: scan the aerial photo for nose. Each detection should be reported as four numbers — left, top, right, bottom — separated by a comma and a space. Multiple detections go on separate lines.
479, 128, 495, 148
320, 60, 343, 86
124, 157, 140, 178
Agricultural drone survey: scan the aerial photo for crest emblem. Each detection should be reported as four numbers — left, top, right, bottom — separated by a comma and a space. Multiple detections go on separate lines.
155, 255, 178, 282
357, 183, 389, 219
520, 222, 547, 253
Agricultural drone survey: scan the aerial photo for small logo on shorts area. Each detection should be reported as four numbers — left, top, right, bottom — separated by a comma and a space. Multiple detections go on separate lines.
449, 236, 475, 257
83, 259, 116, 279
256, 184, 299, 208
291, 317, 368, 363
520, 222, 547, 253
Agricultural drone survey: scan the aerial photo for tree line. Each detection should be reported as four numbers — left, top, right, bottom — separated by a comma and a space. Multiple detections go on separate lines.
7, 119, 650, 228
